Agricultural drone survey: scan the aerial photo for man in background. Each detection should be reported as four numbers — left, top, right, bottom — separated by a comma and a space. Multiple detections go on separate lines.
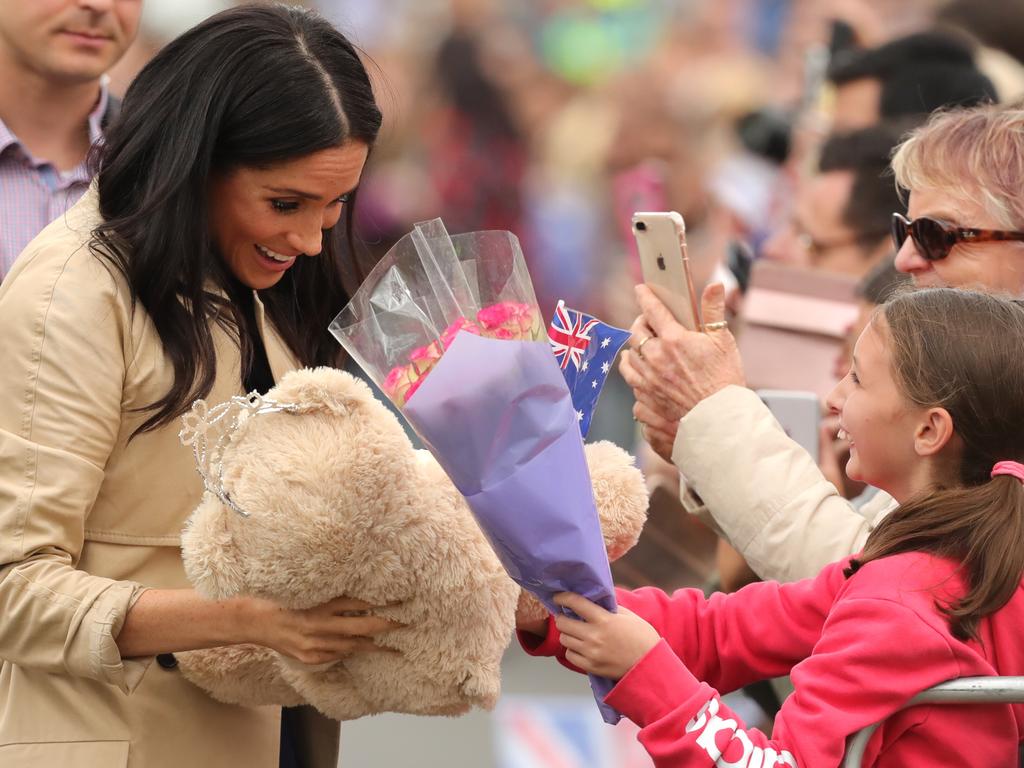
762, 122, 907, 275
0, 0, 142, 281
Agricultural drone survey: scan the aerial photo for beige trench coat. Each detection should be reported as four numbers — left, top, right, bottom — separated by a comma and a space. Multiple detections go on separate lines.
0, 189, 340, 767
672, 385, 898, 583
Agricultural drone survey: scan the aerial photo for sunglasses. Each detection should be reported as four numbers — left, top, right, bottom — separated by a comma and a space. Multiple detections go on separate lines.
891, 212, 1024, 262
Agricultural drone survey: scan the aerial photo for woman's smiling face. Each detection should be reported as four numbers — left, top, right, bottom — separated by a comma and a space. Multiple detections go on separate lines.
209, 141, 369, 290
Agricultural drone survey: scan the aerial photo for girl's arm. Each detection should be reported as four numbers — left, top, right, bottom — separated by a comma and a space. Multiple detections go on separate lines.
613, 565, 843, 692
553, 589, 967, 767
519, 562, 846, 694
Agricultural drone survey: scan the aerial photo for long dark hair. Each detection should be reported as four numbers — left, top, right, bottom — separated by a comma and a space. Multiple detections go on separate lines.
847, 288, 1024, 641
90, 4, 381, 436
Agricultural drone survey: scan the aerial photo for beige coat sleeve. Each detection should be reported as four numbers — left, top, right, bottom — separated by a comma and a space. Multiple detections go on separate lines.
0, 247, 148, 692
671, 385, 897, 583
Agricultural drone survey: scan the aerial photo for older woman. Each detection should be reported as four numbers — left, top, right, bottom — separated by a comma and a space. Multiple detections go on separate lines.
0, 6, 397, 767
621, 102, 1024, 583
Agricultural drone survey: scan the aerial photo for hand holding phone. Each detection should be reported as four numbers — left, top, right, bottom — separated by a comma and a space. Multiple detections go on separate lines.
632, 211, 702, 331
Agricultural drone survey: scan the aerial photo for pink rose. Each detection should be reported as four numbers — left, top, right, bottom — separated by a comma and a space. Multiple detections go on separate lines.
408, 341, 443, 375
382, 361, 434, 408
382, 364, 409, 397
477, 301, 530, 330
476, 301, 542, 341
439, 316, 481, 350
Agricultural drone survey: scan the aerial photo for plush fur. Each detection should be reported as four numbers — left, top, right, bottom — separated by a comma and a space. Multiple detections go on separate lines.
177, 367, 647, 720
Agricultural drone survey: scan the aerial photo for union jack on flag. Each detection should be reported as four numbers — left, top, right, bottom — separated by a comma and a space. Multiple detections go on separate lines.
547, 300, 631, 438
549, 301, 601, 371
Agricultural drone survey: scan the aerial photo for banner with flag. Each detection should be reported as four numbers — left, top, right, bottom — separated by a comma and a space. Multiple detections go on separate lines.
548, 300, 631, 438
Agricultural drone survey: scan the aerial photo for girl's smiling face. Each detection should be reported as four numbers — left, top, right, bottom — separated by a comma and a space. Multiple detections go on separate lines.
209, 141, 369, 290
826, 316, 941, 503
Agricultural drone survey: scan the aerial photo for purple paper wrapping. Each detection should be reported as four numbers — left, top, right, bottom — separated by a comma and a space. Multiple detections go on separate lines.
403, 331, 621, 722
330, 219, 622, 721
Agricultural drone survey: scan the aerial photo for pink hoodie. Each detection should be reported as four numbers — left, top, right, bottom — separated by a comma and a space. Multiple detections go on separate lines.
520, 552, 1024, 767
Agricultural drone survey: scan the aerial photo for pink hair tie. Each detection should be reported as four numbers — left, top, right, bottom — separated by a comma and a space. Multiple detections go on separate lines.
991, 461, 1024, 484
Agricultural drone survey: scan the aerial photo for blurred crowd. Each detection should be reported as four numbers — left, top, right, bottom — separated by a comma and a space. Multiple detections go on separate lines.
107, 0, 1019, 309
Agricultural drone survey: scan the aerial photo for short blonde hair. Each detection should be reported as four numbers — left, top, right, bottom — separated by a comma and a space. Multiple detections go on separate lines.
891, 103, 1024, 229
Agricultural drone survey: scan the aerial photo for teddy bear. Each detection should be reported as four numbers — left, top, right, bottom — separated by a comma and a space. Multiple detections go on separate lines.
175, 366, 648, 720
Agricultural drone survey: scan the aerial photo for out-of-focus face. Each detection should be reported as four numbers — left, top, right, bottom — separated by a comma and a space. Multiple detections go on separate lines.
762, 171, 885, 275
0, 0, 142, 83
209, 142, 370, 291
894, 186, 1024, 296
831, 77, 882, 132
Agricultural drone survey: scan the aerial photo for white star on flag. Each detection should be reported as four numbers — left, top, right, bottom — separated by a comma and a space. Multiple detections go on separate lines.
601, 337, 611, 348
601, 361, 610, 374
576, 409, 585, 421
581, 361, 589, 371
591, 380, 598, 388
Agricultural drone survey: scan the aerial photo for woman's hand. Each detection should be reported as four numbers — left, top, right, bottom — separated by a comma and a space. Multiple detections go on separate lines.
553, 592, 659, 680
243, 595, 403, 666
620, 283, 745, 462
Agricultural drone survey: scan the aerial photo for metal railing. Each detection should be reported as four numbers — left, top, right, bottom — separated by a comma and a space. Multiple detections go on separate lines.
842, 676, 1024, 767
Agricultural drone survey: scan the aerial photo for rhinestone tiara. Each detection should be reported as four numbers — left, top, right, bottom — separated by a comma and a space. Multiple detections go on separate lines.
179, 391, 300, 518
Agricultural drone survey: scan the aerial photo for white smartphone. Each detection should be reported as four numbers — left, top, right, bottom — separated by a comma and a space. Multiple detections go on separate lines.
757, 389, 820, 459
632, 211, 702, 330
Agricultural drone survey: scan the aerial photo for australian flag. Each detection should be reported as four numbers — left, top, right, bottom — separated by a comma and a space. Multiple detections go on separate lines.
548, 300, 632, 439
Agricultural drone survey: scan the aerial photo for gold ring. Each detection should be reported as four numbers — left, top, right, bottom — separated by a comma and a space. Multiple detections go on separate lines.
704, 320, 728, 332
636, 336, 652, 359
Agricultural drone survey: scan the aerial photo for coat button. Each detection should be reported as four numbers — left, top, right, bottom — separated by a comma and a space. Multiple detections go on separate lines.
156, 653, 178, 669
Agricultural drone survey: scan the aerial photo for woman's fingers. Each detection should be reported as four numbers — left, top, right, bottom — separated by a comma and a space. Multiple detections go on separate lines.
322, 595, 376, 612
329, 614, 403, 637
633, 400, 676, 434
699, 282, 726, 328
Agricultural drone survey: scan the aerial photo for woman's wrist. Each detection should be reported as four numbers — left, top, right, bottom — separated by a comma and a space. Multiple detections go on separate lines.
219, 595, 269, 646
118, 589, 266, 657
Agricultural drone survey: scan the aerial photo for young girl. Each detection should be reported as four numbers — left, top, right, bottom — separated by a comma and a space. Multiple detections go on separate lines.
520, 287, 1024, 766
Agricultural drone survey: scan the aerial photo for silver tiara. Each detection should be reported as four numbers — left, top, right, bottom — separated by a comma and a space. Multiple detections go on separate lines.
179, 391, 300, 518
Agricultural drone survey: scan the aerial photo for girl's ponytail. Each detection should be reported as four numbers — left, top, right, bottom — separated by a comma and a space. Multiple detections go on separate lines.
850, 468, 1024, 641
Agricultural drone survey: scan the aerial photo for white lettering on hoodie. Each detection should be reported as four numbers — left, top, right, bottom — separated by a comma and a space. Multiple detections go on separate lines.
685, 696, 799, 767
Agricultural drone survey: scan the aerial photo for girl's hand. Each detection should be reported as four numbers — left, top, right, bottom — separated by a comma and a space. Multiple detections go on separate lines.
553, 592, 660, 680
243, 595, 403, 665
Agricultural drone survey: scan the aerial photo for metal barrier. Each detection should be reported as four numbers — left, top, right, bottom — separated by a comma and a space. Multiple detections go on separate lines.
842, 676, 1024, 767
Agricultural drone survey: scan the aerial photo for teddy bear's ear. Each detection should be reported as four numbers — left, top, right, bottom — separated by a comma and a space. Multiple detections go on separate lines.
181, 494, 248, 600
585, 441, 650, 561
266, 367, 378, 418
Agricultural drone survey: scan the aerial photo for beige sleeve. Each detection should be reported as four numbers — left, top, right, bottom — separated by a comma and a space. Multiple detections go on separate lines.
672, 385, 888, 583
0, 248, 149, 693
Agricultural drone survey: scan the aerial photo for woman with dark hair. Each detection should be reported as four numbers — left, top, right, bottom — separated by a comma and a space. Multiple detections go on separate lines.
0, 6, 396, 767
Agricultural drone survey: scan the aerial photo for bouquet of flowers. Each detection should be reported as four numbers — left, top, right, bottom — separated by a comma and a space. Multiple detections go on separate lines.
330, 219, 620, 722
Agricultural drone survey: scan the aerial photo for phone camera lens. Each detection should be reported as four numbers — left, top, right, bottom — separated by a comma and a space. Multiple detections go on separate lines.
635, 221, 647, 231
